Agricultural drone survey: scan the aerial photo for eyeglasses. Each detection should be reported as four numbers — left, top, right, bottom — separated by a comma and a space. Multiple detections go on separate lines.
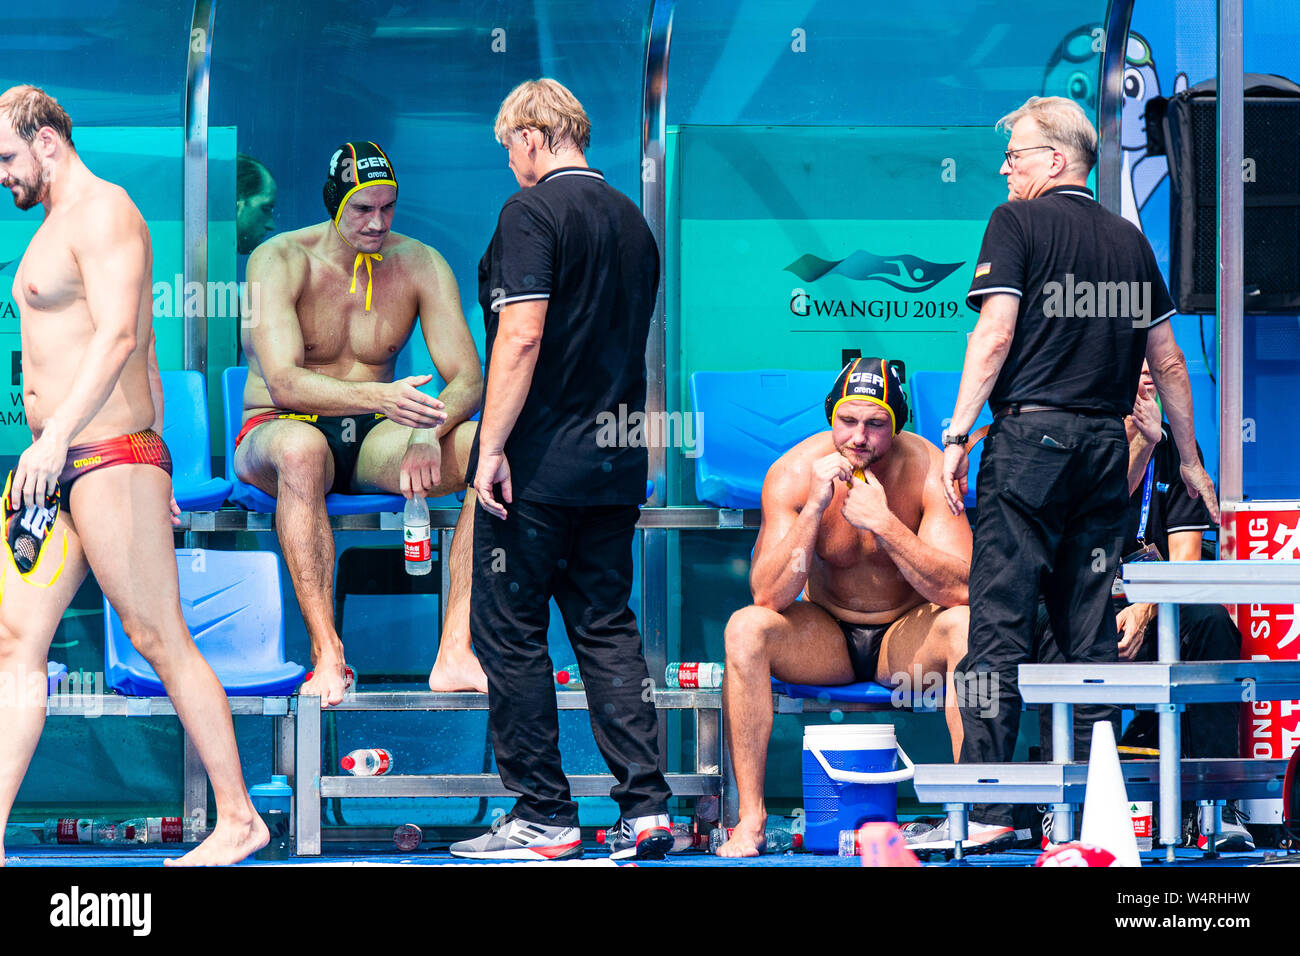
1004, 145, 1056, 166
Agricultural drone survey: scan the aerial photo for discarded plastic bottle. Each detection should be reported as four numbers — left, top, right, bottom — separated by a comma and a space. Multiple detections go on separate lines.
393, 824, 423, 851
554, 666, 583, 690
340, 748, 393, 776
665, 662, 724, 689
708, 825, 801, 854
404, 496, 431, 575
119, 817, 185, 844
42, 818, 123, 845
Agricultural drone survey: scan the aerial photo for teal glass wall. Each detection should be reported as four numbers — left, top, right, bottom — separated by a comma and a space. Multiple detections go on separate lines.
663, 0, 1114, 807
0, 5, 190, 815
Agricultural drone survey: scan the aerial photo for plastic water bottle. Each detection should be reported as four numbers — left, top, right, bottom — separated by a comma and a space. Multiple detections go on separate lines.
554, 666, 583, 690
708, 825, 800, 854
404, 496, 431, 575
393, 824, 423, 851
666, 662, 724, 689
340, 748, 392, 776
119, 817, 184, 843
669, 821, 707, 853
42, 818, 124, 845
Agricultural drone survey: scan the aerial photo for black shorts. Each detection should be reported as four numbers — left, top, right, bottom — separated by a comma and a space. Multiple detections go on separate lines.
838, 618, 890, 683
236, 412, 387, 494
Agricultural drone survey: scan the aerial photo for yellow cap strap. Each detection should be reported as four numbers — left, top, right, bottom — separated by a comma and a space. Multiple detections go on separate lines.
350, 252, 383, 312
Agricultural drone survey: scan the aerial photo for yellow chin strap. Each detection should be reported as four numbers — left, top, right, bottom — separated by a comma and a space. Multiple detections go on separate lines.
350, 251, 383, 312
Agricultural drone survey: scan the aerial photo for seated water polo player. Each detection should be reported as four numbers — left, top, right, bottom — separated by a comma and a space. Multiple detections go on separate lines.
0, 83, 266, 866
717, 358, 974, 857
235, 141, 485, 705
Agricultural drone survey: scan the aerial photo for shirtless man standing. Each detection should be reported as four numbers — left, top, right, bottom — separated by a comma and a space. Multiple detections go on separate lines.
0, 85, 266, 866
717, 358, 973, 857
236, 142, 484, 704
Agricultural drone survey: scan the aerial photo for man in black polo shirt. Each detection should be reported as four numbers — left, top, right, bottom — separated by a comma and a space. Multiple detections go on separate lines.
1034, 365, 1249, 849
450, 79, 672, 861
924, 95, 1219, 849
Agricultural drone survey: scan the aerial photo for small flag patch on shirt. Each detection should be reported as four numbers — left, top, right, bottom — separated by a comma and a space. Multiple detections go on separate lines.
975, 262, 992, 278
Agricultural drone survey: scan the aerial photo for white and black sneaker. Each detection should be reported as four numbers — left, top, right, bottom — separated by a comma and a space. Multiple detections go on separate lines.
449, 815, 583, 861
606, 814, 672, 861
904, 818, 1018, 852
1197, 802, 1255, 853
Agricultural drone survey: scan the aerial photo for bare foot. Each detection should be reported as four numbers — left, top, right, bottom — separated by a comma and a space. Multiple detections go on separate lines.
428, 651, 488, 693
164, 814, 268, 866
301, 653, 349, 707
716, 820, 766, 858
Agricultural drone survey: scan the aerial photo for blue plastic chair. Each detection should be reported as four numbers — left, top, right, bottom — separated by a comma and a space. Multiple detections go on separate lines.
909, 370, 993, 510
222, 366, 459, 514
160, 370, 233, 511
689, 370, 837, 508
104, 549, 305, 696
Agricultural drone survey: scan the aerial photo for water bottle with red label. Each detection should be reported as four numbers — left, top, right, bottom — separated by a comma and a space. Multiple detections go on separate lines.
404, 496, 431, 575
665, 662, 724, 689
340, 748, 393, 776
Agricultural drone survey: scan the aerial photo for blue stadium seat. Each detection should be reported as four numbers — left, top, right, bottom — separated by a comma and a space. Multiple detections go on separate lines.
909, 370, 993, 509
104, 549, 305, 697
770, 677, 902, 704
160, 370, 233, 511
690, 370, 836, 508
221, 366, 459, 514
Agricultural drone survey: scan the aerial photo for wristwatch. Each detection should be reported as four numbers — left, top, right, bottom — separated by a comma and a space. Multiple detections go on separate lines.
942, 430, 969, 446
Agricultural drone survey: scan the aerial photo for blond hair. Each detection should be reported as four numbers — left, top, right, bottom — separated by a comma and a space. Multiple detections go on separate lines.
494, 78, 590, 152
0, 85, 74, 148
998, 96, 1096, 173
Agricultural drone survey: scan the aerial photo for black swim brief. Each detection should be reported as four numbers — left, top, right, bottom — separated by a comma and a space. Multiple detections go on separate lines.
236, 412, 386, 494
838, 618, 891, 683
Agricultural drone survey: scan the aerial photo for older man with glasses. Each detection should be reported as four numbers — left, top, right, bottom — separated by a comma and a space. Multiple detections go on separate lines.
916, 96, 1217, 853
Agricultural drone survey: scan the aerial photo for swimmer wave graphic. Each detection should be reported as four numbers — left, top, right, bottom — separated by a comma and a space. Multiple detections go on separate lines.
784, 250, 963, 293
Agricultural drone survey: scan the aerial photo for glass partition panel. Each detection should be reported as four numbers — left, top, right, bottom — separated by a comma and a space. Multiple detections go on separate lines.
0, 7, 190, 813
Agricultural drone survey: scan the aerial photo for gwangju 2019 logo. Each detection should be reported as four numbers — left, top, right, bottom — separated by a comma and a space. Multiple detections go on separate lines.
785, 249, 965, 323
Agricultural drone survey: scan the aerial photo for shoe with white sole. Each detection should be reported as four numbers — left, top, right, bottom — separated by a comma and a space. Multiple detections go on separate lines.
450, 815, 583, 861
1197, 802, 1254, 853
904, 818, 1018, 852
606, 814, 672, 861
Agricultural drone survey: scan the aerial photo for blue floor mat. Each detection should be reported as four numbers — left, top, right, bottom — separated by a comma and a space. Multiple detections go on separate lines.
5, 844, 1285, 867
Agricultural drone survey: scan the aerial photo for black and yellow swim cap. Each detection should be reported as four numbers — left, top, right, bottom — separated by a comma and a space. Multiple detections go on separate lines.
323, 141, 397, 225
824, 357, 909, 434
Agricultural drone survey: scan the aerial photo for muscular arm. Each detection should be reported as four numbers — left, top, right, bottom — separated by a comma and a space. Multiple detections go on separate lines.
750, 456, 828, 611
871, 464, 973, 607
477, 300, 544, 455
947, 293, 1019, 435
246, 243, 383, 416
43, 196, 149, 444
411, 246, 482, 446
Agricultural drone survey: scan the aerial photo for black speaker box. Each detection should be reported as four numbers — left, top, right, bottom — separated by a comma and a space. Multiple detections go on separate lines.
1164, 73, 1300, 313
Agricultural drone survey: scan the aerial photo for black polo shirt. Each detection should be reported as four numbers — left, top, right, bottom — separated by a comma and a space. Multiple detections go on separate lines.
470, 167, 660, 505
967, 185, 1176, 416
1123, 423, 1212, 559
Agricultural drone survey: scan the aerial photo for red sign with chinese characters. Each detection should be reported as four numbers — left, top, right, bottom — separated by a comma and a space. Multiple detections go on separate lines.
1229, 509, 1300, 760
